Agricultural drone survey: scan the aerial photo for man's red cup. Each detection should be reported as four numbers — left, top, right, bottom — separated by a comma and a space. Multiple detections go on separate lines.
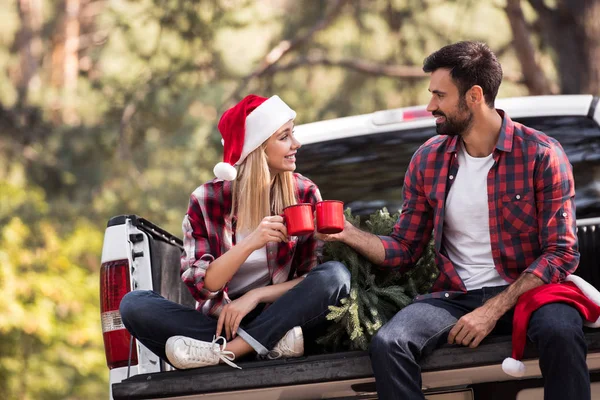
282, 203, 315, 236
316, 200, 344, 234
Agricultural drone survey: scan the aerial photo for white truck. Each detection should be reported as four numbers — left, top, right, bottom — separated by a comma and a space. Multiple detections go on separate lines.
100, 95, 600, 399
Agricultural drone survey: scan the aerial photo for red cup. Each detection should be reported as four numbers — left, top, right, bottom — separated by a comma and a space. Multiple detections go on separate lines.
316, 200, 344, 234
282, 203, 315, 236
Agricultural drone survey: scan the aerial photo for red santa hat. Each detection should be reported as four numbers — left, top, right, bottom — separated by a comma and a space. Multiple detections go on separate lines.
502, 274, 600, 377
213, 94, 296, 181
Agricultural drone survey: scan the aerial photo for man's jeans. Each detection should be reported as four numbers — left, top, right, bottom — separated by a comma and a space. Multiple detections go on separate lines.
370, 285, 590, 400
119, 261, 350, 361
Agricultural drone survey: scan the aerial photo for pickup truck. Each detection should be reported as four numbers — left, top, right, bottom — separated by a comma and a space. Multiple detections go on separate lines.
100, 94, 600, 399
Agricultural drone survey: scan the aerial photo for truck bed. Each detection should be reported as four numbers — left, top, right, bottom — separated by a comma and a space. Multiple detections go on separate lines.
111, 216, 600, 400
113, 330, 600, 399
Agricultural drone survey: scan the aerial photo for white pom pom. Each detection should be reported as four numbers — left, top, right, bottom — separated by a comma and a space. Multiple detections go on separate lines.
502, 357, 526, 377
213, 162, 237, 181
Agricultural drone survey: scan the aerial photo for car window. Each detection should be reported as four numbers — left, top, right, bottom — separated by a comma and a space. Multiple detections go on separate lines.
297, 116, 600, 218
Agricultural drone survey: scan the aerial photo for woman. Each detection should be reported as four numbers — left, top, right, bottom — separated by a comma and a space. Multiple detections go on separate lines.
119, 94, 350, 369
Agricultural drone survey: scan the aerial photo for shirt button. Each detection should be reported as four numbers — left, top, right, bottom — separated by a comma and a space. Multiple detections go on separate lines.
516, 194, 521, 200
449, 175, 454, 180
444, 293, 449, 298
563, 212, 568, 217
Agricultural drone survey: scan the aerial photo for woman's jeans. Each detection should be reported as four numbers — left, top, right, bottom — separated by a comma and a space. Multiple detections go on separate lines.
370, 285, 590, 400
119, 261, 350, 361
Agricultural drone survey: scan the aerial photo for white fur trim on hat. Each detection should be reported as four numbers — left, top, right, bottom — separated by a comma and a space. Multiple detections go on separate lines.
566, 274, 600, 327
502, 275, 600, 378
214, 162, 238, 181
502, 357, 526, 377
236, 95, 296, 167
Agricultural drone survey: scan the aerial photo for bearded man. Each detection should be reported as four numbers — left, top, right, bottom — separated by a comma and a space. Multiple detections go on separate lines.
317, 41, 584, 400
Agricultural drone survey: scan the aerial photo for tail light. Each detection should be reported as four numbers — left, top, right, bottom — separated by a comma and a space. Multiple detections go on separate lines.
100, 259, 138, 369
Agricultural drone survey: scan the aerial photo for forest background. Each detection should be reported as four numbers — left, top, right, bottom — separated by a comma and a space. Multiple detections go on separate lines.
1, 0, 599, 398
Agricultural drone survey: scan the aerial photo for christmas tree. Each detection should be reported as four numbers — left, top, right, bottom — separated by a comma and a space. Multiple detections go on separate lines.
318, 207, 438, 351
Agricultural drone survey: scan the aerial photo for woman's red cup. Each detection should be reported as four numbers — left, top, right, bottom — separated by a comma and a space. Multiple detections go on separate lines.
316, 200, 344, 234
282, 203, 315, 236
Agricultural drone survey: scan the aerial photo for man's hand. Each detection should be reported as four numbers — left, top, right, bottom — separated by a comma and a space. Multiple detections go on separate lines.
448, 305, 498, 348
314, 218, 352, 242
216, 291, 260, 340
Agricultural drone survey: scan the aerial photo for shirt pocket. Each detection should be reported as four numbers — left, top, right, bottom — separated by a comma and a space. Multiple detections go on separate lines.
501, 192, 537, 234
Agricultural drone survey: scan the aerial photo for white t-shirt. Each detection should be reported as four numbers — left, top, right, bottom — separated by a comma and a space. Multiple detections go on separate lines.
227, 231, 270, 298
443, 142, 509, 290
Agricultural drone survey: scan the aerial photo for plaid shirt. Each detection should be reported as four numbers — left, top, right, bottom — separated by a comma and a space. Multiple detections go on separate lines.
379, 110, 580, 300
181, 173, 323, 316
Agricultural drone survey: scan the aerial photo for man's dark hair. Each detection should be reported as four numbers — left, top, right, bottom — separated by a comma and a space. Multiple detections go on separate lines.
423, 41, 503, 107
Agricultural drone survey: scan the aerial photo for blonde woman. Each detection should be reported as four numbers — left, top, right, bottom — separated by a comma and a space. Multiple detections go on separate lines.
119, 95, 350, 369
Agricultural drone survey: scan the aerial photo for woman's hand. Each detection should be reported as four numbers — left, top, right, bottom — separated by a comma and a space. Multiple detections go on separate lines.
242, 215, 288, 251
216, 291, 260, 340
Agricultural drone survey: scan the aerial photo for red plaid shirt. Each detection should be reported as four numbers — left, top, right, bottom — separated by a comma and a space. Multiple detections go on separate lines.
181, 173, 323, 316
379, 110, 580, 300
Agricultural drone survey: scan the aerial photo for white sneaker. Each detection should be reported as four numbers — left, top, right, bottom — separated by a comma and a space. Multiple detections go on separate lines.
267, 326, 304, 360
165, 336, 241, 369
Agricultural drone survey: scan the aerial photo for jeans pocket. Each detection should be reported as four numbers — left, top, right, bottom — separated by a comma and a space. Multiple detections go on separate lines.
502, 192, 537, 234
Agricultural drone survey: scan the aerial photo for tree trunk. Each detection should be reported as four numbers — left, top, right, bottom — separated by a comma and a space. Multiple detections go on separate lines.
529, 0, 600, 94
14, 0, 43, 107
505, 0, 553, 95
63, 0, 81, 124
581, 0, 600, 94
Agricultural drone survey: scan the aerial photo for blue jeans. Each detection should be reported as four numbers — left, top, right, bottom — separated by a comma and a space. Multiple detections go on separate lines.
370, 285, 590, 400
119, 261, 350, 361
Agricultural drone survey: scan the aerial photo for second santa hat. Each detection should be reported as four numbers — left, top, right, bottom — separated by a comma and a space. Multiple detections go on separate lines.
502, 274, 600, 377
213, 94, 296, 181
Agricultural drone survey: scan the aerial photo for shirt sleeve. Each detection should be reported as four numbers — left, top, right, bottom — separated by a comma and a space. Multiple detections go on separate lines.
180, 192, 224, 303
525, 141, 580, 283
378, 148, 434, 271
293, 179, 324, 277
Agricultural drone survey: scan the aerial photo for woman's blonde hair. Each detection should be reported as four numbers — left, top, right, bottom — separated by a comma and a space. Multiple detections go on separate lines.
232, 142, 297, 232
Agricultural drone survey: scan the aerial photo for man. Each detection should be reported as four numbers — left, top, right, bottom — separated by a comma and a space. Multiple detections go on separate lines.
317, 41, 584, 399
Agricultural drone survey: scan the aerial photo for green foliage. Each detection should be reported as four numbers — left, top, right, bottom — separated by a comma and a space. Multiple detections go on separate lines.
0, 178, 106, 399
318, 208, 438, 351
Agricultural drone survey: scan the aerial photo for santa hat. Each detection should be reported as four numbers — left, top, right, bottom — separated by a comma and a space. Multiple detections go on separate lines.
502, 274, 600, 377
213, 94, 296, 181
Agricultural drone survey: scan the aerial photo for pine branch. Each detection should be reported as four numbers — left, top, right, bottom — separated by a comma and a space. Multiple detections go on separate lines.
319, 207, 438, 350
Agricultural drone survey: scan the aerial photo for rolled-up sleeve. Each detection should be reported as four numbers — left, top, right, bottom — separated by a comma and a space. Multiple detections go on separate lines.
525, 141, 580, 283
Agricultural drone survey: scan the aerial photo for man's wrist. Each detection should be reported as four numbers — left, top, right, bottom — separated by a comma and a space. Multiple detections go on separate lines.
483, 293, 511, 320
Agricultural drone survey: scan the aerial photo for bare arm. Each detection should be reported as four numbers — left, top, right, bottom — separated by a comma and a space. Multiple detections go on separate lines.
204, 216, 288, 291
217, 277, 304, 339
249, 277, 304, 304
317, 219, 386, 265
484, 272, 544, 319
203, 239, 257, 292
449, 272, 544, 348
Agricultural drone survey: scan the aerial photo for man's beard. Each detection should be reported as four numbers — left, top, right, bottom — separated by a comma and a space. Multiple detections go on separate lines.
433, 99, 473, 136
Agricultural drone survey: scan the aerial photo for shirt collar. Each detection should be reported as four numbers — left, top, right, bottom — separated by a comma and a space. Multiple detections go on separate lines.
445, 109, 514, 154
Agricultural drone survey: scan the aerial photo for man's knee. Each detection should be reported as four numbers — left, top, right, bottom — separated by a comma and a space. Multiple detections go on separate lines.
370, 320, 412, 357
529, 304, 585, 347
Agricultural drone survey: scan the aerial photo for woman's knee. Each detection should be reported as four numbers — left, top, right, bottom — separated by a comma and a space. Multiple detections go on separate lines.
314, 261, 350, 287
311, 261, 350, 298
119, 290, 154, 323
